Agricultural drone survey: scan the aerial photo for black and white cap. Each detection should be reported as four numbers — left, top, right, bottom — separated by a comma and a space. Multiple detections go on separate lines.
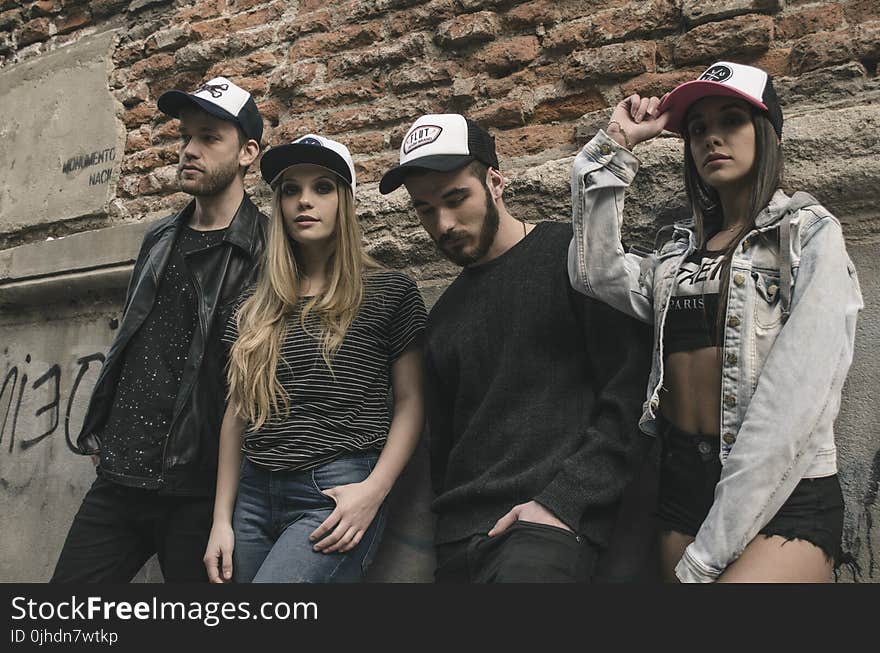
658, 62, 783, 138
158, 76, 264, 144
260, 134, 357, 197
379, 113, 499, 194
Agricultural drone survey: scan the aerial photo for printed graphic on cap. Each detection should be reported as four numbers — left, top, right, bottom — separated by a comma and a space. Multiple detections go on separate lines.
699, 64, 733, 83
403, 125, 443, 155
195, 81, 230, 98
298, 137, 322, 146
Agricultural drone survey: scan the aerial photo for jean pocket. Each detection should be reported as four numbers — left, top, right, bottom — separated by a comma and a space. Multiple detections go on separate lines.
514, 520, 582, 544
310, 454, 376, 496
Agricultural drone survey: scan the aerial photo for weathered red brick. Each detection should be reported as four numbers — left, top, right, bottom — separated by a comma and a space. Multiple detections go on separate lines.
229, 26, 276, 54
207, 51, 278, 78
120, 80, 151, 108
620, 70, 700, 98
90, 0, 130, 19
229, 0, 273, 11
152, 118, 180, 142
125, 129, 151, 154
0, 7, 23, 31
123, 103, 158, 129
269, 62, 321, 96
281, 9, 332, 39
30, 1, 60, 18
542, 19, 591, 54
18, 17, 54, 46
113, 40, 147, 66
590, 0, 681, 44
389, 63, 455, 92
148, 71, 204, 100
173, 39, 229, 70
854, 21, 880, 61
145, 25, 192, 54
327, 34, 427, 78
842, 0, 880, 23
436, 11, 500, 48
239, 76, 269, 97
532, 90, 606, 123
190, 17, 230, 41
776, 4, 845, 41
288, 22, 382, 60
473, 35, 540, 76
470, 99, 525, 129
55, 11, 91, 35
386, 0, 457, 38
256, 99, 284, 127
345, 131, 386, 154
790, 29, 854, 74
683, 0, 782, 27
303, 77, 385, 106
495, 123, 573, 159
228, 4, 284, 32
268, 116, 320, 143
673, 14, 774, 65
504, 0, 562, 29
174, 0, 224, 21
130, 52, 176, 78
568, 41, 657, 83
122, 144, 177, 174
353, 152, 398, 184
747, 47, 791, 77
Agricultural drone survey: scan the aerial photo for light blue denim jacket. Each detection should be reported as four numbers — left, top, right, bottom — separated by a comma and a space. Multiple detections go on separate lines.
567, 130, 863, 582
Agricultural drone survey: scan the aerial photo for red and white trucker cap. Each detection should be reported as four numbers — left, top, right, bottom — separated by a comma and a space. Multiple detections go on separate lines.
658, 62, 783, 137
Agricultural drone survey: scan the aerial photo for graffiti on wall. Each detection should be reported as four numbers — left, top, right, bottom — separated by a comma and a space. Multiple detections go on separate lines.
0, 351, 104, 456
61, 146, 116, 187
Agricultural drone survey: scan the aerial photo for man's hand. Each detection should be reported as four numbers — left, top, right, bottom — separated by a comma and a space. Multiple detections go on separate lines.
488, 500, 573, 537
607, 93, 670, 150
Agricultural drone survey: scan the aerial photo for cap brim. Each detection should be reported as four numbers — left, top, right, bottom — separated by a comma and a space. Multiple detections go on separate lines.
379, 154, 475, 194
157, 90, 239, 124
260, 143, 353, 188
658, 80, 769, 134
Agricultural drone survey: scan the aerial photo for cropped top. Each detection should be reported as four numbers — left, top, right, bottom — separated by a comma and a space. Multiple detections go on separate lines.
663, 247, 725, 354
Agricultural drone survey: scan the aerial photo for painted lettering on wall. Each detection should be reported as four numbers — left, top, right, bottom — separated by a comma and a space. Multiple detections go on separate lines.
0, 352, 104, 456
61, 147, 116, 187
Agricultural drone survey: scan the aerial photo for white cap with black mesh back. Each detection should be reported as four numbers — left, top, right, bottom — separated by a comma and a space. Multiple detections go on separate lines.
260, 134, 357, 197
158, 76, 264, 143
658, 61, 783, 138
379, 113, 499, 194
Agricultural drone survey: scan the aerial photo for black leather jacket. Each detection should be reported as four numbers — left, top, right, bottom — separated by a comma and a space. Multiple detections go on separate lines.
77, 194, 268, 495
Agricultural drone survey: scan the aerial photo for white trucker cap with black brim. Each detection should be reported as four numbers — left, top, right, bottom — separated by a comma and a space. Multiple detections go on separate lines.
658, 61, 783, 138
158, 76, 264, 143
260, 134, 357, 197
379, 114, 499, 194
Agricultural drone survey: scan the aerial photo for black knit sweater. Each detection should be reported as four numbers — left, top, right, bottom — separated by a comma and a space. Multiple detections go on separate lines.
425, 221, 652, 547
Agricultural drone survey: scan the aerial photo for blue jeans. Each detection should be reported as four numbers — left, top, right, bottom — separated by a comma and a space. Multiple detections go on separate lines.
232, 453, 386, 583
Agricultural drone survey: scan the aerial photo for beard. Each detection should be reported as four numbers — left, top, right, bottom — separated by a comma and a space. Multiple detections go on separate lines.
436, 186, 500, 267
177, 157, 240, 197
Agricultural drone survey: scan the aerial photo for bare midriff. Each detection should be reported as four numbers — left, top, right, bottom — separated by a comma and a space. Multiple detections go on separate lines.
661, 347, 722, 436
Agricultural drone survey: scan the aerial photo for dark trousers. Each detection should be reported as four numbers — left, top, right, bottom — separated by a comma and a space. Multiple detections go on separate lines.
434, 521, 597, 583
51, 476, 212, 583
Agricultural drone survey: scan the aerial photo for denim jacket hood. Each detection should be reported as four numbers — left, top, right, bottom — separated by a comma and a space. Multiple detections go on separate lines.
568, 130, 863, 582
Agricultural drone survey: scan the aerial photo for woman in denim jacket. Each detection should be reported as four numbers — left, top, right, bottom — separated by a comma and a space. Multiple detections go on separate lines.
568, 62, 863, 582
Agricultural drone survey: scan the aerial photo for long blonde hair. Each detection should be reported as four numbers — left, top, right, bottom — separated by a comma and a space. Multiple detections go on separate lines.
227, 179, 381, 430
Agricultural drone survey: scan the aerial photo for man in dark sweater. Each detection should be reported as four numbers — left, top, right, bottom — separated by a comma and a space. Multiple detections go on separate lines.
380, 114, 652, 582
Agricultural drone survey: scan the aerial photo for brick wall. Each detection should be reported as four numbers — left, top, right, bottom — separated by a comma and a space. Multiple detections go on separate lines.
1, 0, 879, 271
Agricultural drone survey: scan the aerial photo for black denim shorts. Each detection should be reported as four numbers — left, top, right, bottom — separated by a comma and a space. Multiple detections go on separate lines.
656, 418, 845, 563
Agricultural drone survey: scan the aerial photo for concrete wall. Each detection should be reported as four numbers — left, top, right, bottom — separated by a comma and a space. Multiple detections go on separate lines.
1, 0, 879, 582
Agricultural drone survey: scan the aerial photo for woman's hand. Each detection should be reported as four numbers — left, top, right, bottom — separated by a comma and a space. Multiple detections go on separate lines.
607, 93, 670, 150
203, 521, 235, 583
310, 480, 386, 554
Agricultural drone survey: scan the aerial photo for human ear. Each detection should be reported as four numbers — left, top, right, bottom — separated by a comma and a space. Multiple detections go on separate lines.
486, 167, 505, 200
239, 139, 260, 168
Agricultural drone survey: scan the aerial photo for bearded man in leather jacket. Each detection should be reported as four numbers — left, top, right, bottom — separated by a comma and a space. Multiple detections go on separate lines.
52, 77, 268, 582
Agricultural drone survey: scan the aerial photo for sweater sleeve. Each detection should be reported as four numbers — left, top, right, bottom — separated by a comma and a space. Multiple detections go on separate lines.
534, 290, 653, 543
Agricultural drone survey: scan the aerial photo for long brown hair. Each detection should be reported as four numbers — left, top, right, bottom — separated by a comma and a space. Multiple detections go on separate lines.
682, 110, 783, 332
227, 181, 381, 430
